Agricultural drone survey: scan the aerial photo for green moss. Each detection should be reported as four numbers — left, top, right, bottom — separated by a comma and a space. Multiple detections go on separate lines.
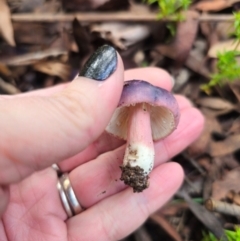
202, 12, 240, 92
144, 0, 191, 20
202, 226, 240, 241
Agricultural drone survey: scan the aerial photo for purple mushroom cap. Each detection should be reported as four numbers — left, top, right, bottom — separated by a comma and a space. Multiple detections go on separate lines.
106, 80, 180, 141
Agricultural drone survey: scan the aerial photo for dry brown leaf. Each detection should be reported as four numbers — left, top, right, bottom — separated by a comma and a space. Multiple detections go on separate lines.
0, 0, 15, 46
0, 49, 67, 66
193, 0, 239, 12
215, 22, 234, 40
156, 10, 199, 65
150, 214, 183, 241
62, 0, 130, 11
185, 48, 210, 78
229, 82, 240, 102
0, 77, 20, 94
197, 97, 235, 111
208, 40, 240, 58
160, 202, 189, 216
7, 0, 45, 12
210, 134, 240, 157
187, 109, 222, 156
62, 0, 110, 11
226, 117, 240, 134
33, 60, 71, 80
212, 167, 240, 200
90, 23, 150, 50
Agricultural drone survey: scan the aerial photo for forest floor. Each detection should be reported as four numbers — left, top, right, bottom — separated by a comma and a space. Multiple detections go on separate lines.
1, 0, 240, 240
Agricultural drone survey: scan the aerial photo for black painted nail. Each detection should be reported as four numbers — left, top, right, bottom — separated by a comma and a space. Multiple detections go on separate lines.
80, 45, 117, 81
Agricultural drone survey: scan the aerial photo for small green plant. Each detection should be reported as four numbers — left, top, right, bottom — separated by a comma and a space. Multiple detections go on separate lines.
202, 226, 240, 241
144, 0, 191, 20
201, 50, 240, 92
201, 12, 240, 92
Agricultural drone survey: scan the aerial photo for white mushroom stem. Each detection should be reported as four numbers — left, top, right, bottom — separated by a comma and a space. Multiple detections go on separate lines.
123, 103, 155, 175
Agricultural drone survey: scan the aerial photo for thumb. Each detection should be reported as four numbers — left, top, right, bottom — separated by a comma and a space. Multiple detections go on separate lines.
0, 45, 124, 185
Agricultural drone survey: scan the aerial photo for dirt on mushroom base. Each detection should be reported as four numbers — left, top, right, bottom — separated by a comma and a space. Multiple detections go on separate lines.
120, 163, 150, 192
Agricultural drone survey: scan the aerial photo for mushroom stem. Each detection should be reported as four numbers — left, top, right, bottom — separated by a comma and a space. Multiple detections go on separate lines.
120, 103, 155, 192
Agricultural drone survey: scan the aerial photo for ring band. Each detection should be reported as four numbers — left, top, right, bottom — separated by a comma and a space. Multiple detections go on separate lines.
52, 164, 62, 176
57, 180, 73, 218
59, 173, 84, 215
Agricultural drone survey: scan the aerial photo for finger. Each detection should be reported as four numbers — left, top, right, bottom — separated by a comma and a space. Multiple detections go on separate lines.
1, 168, 68, 235
69, 107, 204, 208
0, 84, 68, 100
58, 94, 193, 172
0, 47, 124, 185
58, 68, 178, 172
67, 162, 184, 241
0, 186, 9, 217
124, 67, 174, 89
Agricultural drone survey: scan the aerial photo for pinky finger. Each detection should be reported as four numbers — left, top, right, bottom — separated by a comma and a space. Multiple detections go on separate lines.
67, 162, 184, 241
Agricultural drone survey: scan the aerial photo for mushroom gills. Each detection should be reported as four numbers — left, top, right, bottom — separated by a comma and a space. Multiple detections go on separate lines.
120, 103, 155, 192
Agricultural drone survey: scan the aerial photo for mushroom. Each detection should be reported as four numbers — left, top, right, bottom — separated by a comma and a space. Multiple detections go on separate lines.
106, 80, 180, 192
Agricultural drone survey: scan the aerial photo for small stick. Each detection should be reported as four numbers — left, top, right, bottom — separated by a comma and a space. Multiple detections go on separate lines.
205, 198, 240, 217
0, 77, 20, 94
183, 153, 206, 176
10, 13, 235, 23
226, 190, 240, 206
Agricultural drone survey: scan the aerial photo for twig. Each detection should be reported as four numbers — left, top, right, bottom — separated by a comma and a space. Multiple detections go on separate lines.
0, 77, 20, 94
205, 198, 240, 217
183, 153, 206, 176
10, 13, 235, 23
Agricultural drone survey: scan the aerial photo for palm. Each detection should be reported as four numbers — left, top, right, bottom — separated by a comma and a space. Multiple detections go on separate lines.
2, 169, 68, 241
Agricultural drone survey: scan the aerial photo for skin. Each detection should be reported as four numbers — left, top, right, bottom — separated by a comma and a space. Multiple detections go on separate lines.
0, 54, 204, 241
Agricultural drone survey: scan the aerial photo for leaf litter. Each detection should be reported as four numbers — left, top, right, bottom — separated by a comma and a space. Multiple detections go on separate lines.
1, 0, 240, 240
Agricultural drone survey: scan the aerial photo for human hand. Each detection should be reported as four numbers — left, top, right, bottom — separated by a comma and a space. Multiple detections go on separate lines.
0, 46, 204, 241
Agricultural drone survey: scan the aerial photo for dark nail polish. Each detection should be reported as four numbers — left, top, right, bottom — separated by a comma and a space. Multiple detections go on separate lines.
80, 45, 117, 81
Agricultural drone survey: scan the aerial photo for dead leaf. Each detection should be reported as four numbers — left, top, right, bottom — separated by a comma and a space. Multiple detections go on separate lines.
210, 134, 240, 156
62, 0, 129, 11
212, 167, 240, 200
0, 48, 67, 66
62, 0, 110, 11
229, 82, 240, 102
160, 202, 189, 216
193, 0, 240, 12
33, 60, 71, 80
203, 157, 222, 200
197, 97, 235, 111
7, 0, 45, 12
90, 23, 150, 50
97, 0, 130, 11
226, 117, 240, 134
215, 22, 234, 40
186, 52, 210, 78
0, 0, 15, 46
208, 40, 240, 58
187, 110, 222, 156
156, 10, 199, 67
150, 214, 183, 241
0, 76, 20, 94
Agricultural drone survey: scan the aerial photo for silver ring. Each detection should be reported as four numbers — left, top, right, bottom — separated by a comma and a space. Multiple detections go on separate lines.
52, 164, 62, 176
57, 180, 73, 218
59, 173, 84, 215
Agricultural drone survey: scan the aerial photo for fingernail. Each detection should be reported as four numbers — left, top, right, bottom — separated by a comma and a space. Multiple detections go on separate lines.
80, 45, 117, 81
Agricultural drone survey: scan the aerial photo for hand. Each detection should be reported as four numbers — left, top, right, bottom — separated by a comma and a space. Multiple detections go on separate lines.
0, 46, 204, 241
